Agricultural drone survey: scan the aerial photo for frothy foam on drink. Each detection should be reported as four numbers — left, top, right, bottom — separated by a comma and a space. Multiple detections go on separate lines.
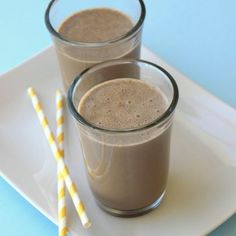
78, 78, 168, 130
59, 8, 133, 43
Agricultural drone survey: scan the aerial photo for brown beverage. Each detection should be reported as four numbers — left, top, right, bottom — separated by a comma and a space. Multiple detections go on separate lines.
78, 78, 171, 211
56, 8, 141, 90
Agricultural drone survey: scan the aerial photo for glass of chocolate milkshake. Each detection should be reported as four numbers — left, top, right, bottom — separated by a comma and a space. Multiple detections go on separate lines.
45, 0, 146, 91
68, 59, 179, 216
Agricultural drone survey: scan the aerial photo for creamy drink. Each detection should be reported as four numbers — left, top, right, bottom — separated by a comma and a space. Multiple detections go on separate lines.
78, 79, 170, 211
68, 59, 179, 216
45, 0, 146, 91
57, 9, 140, 90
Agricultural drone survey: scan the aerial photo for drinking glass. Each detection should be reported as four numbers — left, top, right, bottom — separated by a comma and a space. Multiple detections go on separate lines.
68, 59, 179, 216
45, 0, 146, 91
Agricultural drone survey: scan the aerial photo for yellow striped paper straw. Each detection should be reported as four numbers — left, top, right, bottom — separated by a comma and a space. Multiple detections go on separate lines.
56, 90, 67, 236
28, 87, 91, 229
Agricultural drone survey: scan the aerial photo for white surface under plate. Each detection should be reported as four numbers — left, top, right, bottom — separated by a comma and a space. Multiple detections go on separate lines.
1, 46, 236, 236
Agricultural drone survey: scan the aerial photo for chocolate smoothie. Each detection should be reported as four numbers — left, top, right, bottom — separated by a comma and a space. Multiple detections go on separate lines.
56, 8, 141, 90
78, 79, 171, 211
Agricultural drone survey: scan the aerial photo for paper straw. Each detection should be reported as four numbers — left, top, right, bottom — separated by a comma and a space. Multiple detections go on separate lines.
56, 90, 67, 236
28, 87, 91, 229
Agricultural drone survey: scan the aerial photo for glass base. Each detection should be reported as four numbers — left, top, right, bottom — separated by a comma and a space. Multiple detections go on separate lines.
96, 191, 166, 217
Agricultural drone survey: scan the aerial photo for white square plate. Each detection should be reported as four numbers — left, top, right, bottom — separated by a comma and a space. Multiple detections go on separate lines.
1, 46, 236, 236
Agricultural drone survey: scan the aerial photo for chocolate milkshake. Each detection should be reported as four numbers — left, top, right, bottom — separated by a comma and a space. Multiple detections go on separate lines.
53, 8, 142, 90
68, 59, 179, 216
78, 79, 171, 211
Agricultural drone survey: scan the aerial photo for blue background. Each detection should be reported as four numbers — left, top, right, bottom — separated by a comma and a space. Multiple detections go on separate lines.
0, 0, 235, 235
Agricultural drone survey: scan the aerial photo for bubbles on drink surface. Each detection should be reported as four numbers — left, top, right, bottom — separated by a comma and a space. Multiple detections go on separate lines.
78, 78, 168, 130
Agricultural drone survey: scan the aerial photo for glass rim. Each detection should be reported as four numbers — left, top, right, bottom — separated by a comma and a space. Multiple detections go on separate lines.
67, 59, 179, 134
45, 0, 146, 47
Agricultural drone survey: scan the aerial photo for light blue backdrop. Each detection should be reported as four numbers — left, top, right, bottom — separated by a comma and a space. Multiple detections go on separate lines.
0, 0, 235, 235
